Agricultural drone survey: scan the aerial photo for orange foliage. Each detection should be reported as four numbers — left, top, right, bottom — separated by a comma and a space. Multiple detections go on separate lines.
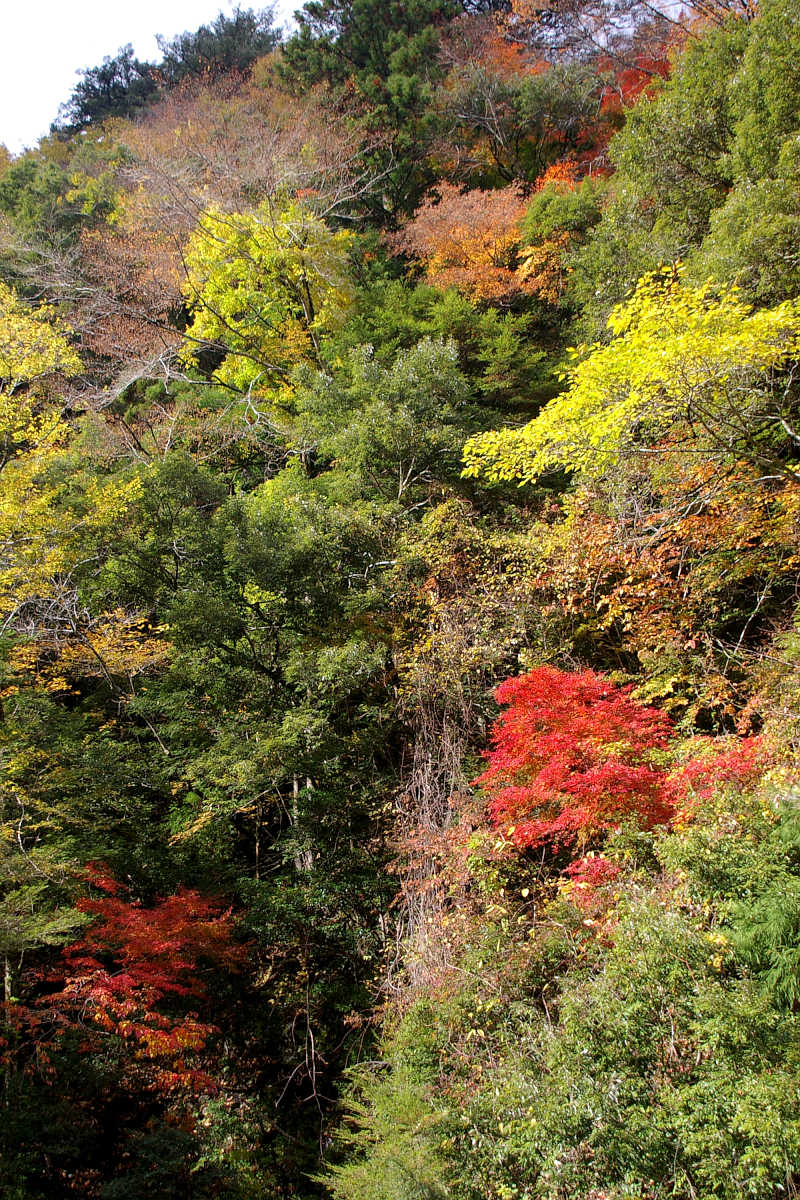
518, 228, 572, 302
439, 12, 542, 80
599, 53, 672, 115
79, 200, 183, 363
532, 457, 800, 719
392, 183, 537, 302
533, 160, 580, 191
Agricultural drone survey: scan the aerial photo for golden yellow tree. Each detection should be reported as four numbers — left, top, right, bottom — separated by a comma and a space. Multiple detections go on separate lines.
464, 269, 800, 482
181, 200, 354, 391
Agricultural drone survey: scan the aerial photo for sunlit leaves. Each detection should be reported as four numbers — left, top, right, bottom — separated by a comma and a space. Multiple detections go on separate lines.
463, 269, 800, 482
476, 666, 675, 851
48, 867, 243, 1094
0, 283, 81, 396
181, 200, 355, 391
392, 184, 535, 302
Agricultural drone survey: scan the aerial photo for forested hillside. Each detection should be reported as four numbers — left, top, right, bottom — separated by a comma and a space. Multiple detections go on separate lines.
2, 1, 800, 1195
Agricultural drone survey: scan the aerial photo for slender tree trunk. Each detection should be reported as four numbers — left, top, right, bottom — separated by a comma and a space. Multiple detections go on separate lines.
292, 775, 314, 872
255, 797, 261, 881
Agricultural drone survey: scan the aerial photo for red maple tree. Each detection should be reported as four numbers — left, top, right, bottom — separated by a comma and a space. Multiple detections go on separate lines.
563, 852, 622, 917
476, 666, 675, 850
671, 734, 768, 823
44, 866, 244, 1094
599, 53, 672, 116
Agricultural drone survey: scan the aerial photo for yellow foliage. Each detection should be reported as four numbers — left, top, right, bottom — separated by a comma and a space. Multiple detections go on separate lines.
517, 231, 571, 304
463, 268, 800, 483
0, 281, 81, 393
181, 200, 354, 390
7, 609, 170, 694
0, 469, 144, 625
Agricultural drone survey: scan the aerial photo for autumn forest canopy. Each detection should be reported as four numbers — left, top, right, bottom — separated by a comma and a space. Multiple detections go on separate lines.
2, 0, 800, 1195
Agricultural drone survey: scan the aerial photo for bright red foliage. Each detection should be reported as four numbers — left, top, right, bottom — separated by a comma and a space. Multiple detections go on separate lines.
600, 53, 672, 115
476, 667, 675, 850
565, 853, 621, 890
44, 867, 243, 1093
672, 735, 768, 820
563, 853, 621, 914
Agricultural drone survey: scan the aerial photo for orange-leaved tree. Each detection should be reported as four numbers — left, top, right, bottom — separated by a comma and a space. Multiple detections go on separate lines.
392, 183, 536, 302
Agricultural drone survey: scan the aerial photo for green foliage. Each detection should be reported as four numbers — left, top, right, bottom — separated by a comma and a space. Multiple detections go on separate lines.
6, 3, 800, 1197
569, 17, 748, 332
521, 176, 605, 246
520, 175, 606, 318
442, 58, 612, 189
282, 0, 460, 216
55, 45, 159, 131
284, 0, 458, 91
291, 336, 473, 502
570, 0, 800, 326
611, 21, 746, 244
331, 788, 800, 1200
330, 273, 549, 411
512, 64, 609, 184
689, 0, 800, 304
0, 157, 78, 240
324, 1064, 449, 1200
729, 0, 800, 184
156, 6, 280, 84
693, 137, 800, 306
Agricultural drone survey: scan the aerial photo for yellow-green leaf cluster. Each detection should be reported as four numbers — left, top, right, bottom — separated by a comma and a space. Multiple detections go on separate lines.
181, 200, 355, 391
0, 282, 81, 393
0, 281, 81, 464
463, 269, 800, 483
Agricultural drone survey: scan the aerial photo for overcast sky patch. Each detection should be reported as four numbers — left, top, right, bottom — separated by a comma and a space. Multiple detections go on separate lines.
1, 0, 297, 154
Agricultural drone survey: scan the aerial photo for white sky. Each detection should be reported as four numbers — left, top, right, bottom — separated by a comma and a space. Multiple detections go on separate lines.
0, 0, 298, 155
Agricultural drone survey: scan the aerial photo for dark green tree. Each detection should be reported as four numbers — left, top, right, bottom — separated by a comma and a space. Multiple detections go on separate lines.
54, 45, 158, 131
282, 0, 461, 218
569, 15, 749, 333
156, 5, 281, 84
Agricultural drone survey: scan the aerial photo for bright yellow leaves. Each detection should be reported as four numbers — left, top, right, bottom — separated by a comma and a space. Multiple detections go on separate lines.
6, 609, 169, 695
0, 285, 172, 705
0, 461, 147, 623
0, 284, 147, 636
0, 283, 82, 624
0, 281, 81, 392
463, 268, 800, 483
180, 200, 355, 391
0, 280, 80, 464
